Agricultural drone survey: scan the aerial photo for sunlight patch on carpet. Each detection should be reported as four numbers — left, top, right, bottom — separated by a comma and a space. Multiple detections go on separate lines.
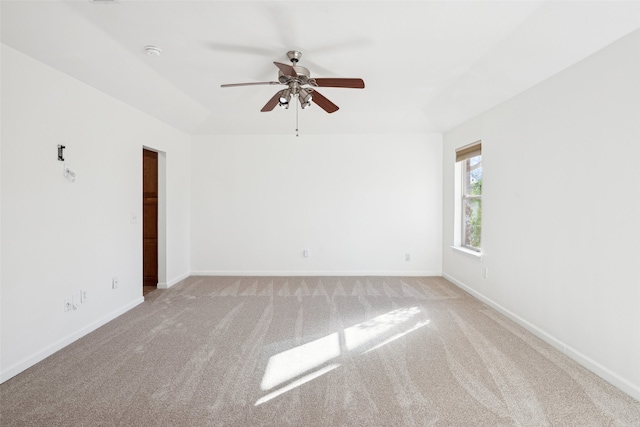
256, 306, 429, 406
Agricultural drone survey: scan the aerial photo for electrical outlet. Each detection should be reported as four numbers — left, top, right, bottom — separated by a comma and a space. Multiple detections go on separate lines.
303, 249, 309, 258
405, 253, 411, 261
80, 289, 88, 303
112, 276, 119, 289
483, 267, 489, 279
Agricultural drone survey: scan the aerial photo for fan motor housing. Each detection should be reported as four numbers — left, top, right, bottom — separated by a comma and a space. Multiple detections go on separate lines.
278, 65, 311, 84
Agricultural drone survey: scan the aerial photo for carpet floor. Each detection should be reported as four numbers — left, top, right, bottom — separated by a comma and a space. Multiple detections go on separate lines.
1, 276, 639, 426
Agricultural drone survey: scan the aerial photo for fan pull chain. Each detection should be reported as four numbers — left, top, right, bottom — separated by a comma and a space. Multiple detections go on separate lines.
295, 95, 299, 137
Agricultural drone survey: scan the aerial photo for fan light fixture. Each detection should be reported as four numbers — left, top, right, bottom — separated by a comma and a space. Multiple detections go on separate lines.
298, 88, 312, 109
278, 88, 291, 109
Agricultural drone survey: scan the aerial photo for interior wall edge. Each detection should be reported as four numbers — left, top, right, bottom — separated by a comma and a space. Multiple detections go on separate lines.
0, 297, 144, 384
443, 273, 640, 402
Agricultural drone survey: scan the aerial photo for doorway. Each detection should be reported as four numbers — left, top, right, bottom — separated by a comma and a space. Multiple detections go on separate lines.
143, 149, 158, 295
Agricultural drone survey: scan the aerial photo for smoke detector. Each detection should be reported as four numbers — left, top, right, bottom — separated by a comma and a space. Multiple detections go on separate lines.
144, 45, 162, 56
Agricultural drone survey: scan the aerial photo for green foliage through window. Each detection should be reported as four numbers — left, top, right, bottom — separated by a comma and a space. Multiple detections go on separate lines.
462, 156, 482, 251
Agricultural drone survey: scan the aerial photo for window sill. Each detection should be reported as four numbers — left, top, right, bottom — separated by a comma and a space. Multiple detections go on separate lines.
450, 246, 482, 258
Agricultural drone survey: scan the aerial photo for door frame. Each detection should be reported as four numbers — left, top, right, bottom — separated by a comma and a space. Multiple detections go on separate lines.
142, 146, 167, 288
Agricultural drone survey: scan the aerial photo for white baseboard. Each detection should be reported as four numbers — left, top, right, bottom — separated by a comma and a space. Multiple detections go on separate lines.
442, 273, 640, 402
0, 297, 144, 384
158, 271, 190, 289
190, 270, 442, 277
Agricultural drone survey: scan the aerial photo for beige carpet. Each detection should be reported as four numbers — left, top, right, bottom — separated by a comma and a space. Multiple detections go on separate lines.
1, 276, 639, 426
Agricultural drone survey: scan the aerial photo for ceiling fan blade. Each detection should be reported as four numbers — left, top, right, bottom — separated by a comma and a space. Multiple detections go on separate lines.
273, 61, 297, 77
309, 89, 339, 113
261, 91, 282, 112
221, 81, 280, 88
313, 78, 365, 89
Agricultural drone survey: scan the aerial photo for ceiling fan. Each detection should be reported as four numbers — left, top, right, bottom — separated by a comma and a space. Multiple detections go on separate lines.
221, 50, 365, 113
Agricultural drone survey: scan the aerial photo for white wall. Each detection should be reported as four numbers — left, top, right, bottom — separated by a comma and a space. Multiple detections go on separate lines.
442, 30, 640, 400
0, 45, 191, 382
191, 133, 442, 276
160, 144, 191, 288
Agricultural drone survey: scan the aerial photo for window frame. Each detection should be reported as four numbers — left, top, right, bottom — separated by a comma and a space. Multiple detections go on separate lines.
454, 141, 482, 254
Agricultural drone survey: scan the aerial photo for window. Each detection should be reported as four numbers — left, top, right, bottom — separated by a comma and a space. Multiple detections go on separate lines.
456, 141, 482, 252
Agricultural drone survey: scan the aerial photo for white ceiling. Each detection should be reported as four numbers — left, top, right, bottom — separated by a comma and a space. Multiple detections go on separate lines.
2, 1, 639, 135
